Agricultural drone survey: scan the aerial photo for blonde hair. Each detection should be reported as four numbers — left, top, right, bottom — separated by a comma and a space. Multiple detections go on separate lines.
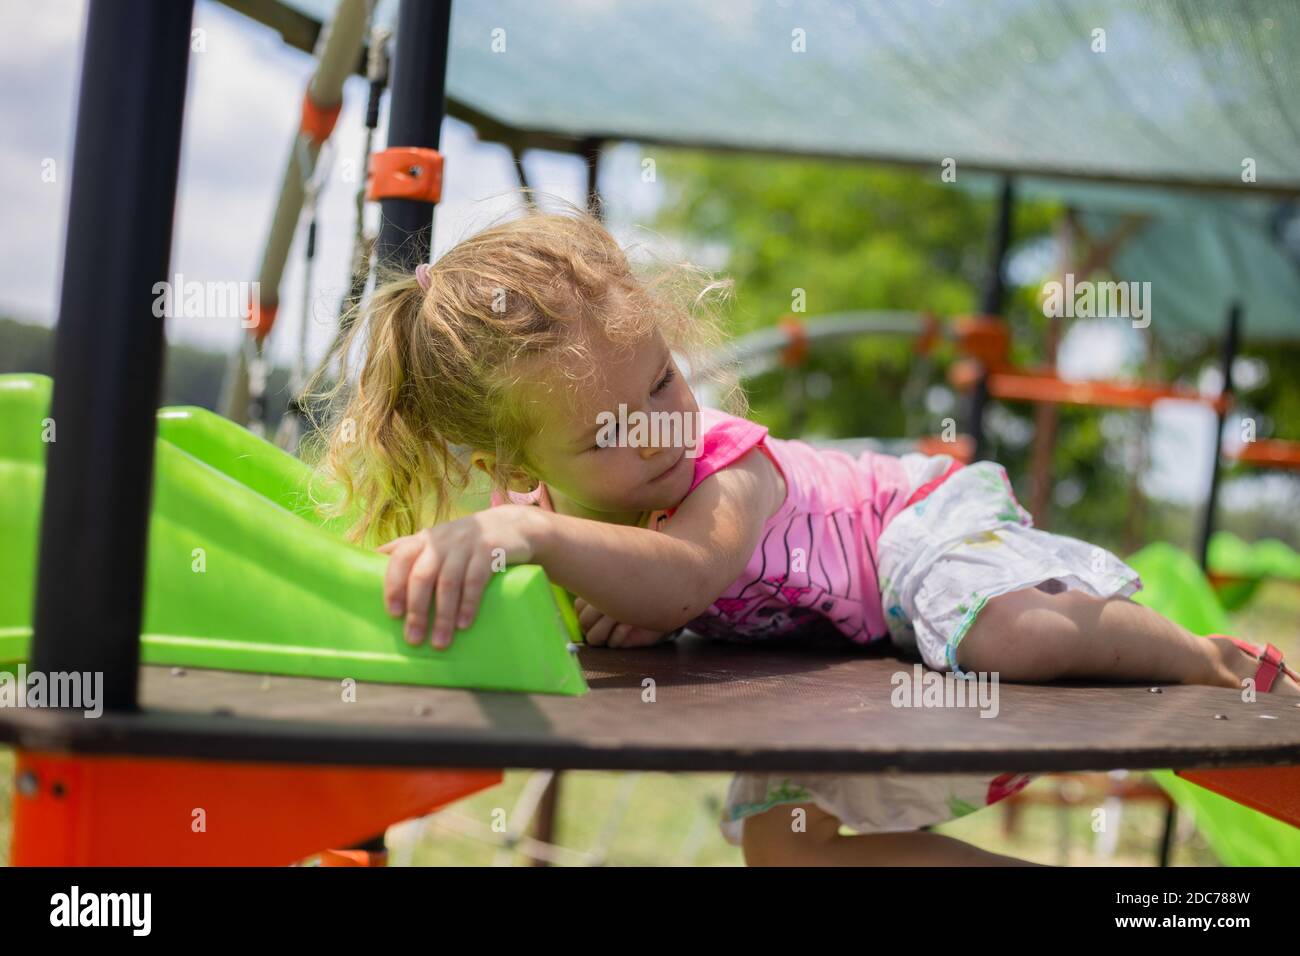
307, 193, 744, 547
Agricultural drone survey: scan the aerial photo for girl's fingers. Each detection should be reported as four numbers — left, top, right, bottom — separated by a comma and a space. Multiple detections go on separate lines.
577, 601, 603, 634
607, 622, 634, 648
383, 540, 421, 617
376, 537, 402, 555
447, 551, 493, 640
585, 614, 616, 647
619, 628, 667, 648
403, 545, 442, 645
430, 554, 468, 650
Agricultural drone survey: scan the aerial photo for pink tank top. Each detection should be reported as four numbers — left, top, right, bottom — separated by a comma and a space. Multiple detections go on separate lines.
491, 407, 951, 646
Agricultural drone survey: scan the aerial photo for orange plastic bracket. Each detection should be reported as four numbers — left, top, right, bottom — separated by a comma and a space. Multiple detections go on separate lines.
300, 89, 343, 146
246, 295, 277, 344
1175, 765, 1300, 829
778, 315, 808, 368
952, 314, 1011, 370
10, 749, 500, 866
316, 848, 389, 867
366, 147, 444, 204
914, 312, 941, 357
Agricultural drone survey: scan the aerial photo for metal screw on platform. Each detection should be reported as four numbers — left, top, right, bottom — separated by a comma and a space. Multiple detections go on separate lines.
1213, 714, 1228, 720
414, 704, 432, 717
1148, 687, 1162, 694
566, 642, 581, 655
171, 667, 186, 677
16, 771, 38, 798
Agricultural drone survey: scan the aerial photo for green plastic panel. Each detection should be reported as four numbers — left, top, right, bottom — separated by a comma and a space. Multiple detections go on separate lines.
0, 374, 586, 696
1207, 531, 1300, 612
1127, 542, 1300, 864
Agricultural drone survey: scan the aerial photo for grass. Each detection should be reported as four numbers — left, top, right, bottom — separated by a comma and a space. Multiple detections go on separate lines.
3, 580, 1296, 867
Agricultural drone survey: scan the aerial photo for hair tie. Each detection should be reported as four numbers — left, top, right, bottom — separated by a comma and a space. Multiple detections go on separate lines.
414, 263, 433, 291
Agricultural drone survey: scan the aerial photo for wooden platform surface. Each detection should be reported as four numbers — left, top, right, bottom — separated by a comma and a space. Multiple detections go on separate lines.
2, 635, 1298, 773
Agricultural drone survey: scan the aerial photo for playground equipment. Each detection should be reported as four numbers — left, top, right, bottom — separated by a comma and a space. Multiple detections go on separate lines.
685, 290, 1300, 866
1128, 542, 1300, 866
0, 373, 584, 694
219, 0, 371, 437
6, 0, 1299, 868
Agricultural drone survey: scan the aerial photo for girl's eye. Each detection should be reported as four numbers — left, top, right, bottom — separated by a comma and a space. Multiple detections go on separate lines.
652, 366, 676, 395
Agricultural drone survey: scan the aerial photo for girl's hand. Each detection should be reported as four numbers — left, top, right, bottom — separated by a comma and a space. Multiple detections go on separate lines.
379, 504, 545, 650
573, 595, 673, 649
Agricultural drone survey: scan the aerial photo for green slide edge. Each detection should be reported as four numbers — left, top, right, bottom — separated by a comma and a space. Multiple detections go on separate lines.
1128, 542, 1299, 864
0, 373, 586, 697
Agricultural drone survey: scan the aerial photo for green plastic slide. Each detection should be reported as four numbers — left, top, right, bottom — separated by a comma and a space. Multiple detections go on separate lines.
1127, 542, 1300, 864
0, 374, 586, 696
1207, 530, 1300, 611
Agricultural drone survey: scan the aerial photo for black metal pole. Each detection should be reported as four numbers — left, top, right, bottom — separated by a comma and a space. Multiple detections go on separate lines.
349, 0, 452, 861
30, 0, 195, 711
966, 176, 1015, 461
1196, 303, 1241, 570
581, 136, 603, 219
374, 0, 452, 270
980, 178, 1015, 316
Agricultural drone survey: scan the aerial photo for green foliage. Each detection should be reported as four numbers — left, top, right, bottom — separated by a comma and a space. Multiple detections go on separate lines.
0, 317, 293, 421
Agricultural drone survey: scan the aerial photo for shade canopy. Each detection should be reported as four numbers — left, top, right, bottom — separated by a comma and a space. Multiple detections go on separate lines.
223, 0, 1300, 340
228, 0, 1300, 193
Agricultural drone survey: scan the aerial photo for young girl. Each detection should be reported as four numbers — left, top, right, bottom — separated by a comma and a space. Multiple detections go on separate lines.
314, 204, 1299, 867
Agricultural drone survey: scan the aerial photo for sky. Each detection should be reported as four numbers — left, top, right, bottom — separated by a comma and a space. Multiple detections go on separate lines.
0, 0, 1243, 508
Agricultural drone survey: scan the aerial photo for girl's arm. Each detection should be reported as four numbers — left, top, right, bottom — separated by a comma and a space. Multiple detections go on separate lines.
382, 447, 779, 648
532, 447, 777, 632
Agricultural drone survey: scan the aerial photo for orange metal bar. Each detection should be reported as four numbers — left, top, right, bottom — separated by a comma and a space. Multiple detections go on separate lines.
1175, 766, 1300, 829
1229, 437, 1300, 472
10, 749, 501, 866
966, 369, 1231, 414
915, 433, 974, 463
946, 315, 1230, 414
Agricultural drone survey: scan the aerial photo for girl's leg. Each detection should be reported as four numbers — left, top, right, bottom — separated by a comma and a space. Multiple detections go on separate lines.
956, 587, 1300, 694
741, 802, 1041, 867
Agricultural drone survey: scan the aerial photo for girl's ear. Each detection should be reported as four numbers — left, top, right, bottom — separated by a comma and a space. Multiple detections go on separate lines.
501, 467, 540, 494
470, 450, 536, 493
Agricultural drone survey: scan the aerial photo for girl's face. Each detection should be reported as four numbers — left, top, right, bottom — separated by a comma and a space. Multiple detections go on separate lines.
519, 330, 701, 525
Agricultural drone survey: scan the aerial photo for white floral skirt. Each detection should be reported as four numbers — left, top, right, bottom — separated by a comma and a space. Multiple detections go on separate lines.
719, 459, 1142, 849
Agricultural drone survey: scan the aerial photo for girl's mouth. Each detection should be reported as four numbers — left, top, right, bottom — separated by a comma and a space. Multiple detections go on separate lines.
650, 450, 687, 482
